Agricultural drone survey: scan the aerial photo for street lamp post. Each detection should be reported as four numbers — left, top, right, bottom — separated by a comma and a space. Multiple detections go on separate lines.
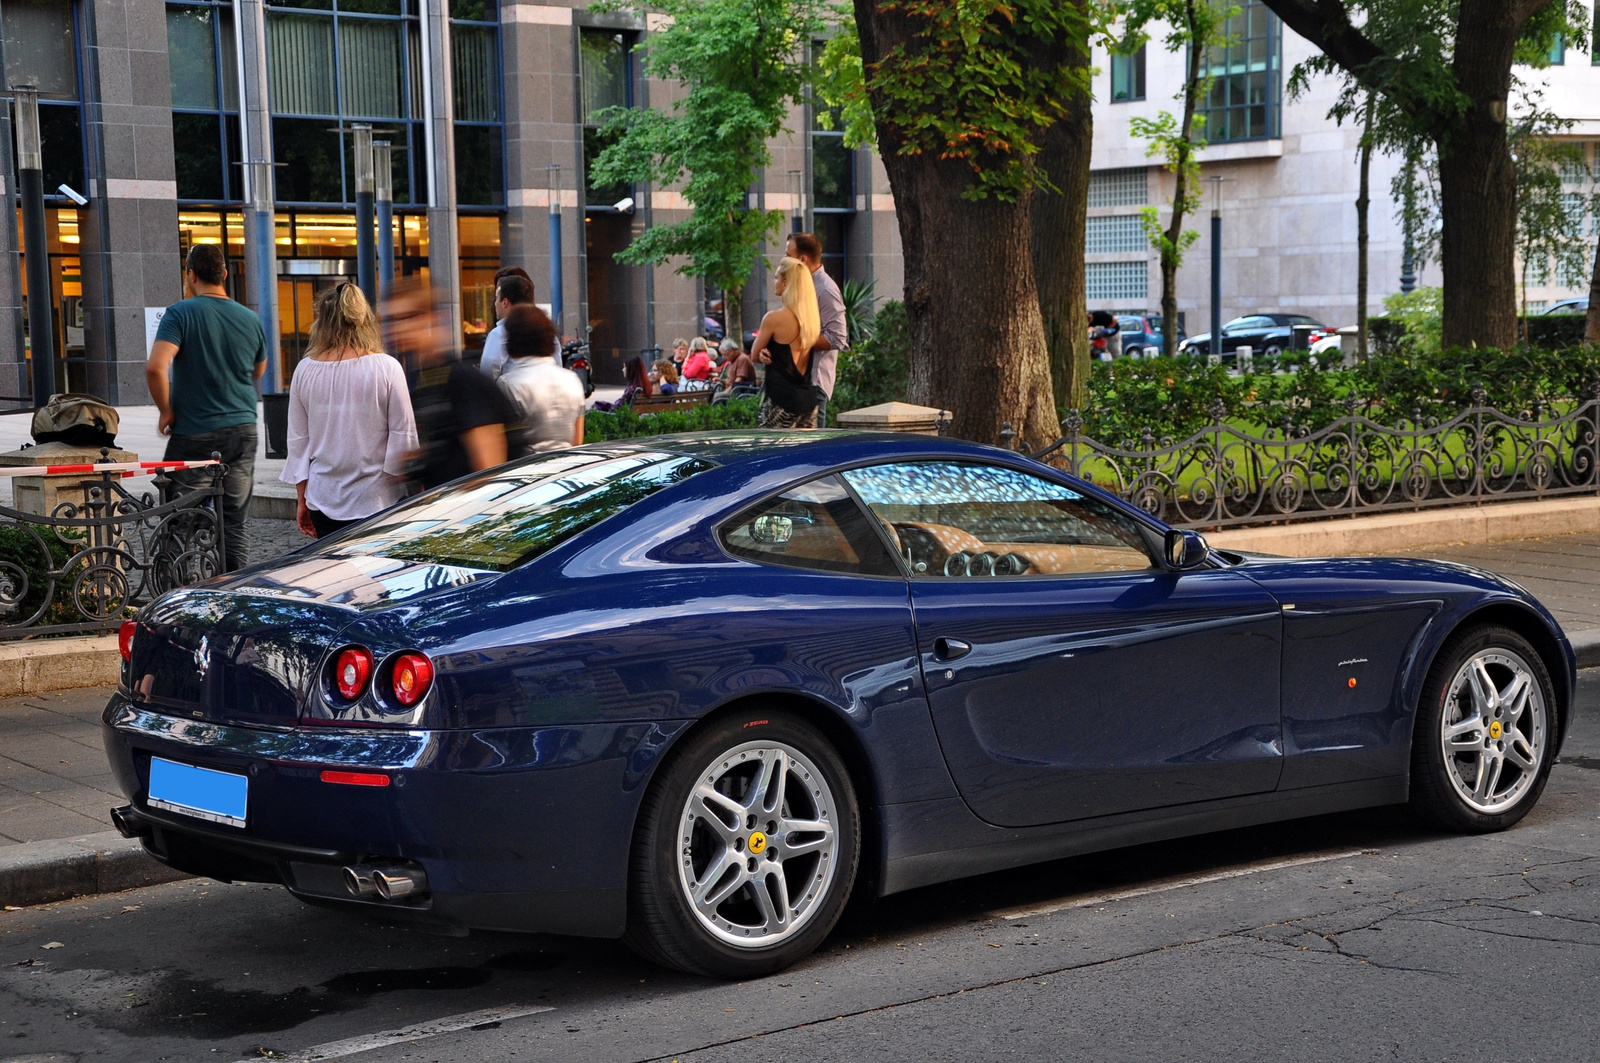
13, 87, 55, 408
374, 140, 395, 300
789, 169, 803, 234
1208, 175, 1225, 358
352, 124, 377, 306
1399, 233, 1416, 294
547, 164, 564, 333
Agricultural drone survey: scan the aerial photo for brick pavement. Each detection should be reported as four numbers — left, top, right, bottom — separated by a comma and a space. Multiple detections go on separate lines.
4, 530, 1598, 854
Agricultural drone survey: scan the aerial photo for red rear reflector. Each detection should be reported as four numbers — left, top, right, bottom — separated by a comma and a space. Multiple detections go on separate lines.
320, 770, 390, 787
391, 652, 434, 707
334, 647, 374, 701
119, 620, 137, 661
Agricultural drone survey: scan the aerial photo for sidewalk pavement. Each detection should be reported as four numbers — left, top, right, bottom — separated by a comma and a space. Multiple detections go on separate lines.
3, 530, 1599, 909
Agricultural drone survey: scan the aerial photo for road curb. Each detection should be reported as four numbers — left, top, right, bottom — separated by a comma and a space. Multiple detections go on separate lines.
1572, 628, 1600, 670
0, 635, 120, 697
0, 830, 188, 909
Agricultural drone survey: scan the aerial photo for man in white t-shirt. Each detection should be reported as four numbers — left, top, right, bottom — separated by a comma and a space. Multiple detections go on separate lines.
479, 269, 536, 380
497, 304, 585, 451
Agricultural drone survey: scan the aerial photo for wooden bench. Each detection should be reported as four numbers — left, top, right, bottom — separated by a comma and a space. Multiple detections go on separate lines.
630, 390, 714, 415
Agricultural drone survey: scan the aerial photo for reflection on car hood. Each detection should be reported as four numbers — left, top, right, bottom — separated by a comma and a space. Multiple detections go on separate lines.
227, 554, 492, 609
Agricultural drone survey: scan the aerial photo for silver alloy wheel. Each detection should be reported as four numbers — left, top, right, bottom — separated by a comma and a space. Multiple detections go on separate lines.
1441, 648, 1547, 814
676, 740, 838, 948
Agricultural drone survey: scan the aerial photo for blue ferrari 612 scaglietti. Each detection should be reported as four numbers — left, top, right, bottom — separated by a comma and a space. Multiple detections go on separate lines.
103, 431, 1573, 977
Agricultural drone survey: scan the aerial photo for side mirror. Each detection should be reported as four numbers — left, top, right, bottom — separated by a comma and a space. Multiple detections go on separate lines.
1164, 529, 1210, 571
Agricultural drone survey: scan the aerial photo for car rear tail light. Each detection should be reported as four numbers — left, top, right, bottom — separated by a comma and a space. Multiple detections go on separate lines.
391, 652, 434, 707
320, 769, 390, 787
118, 620, 137, 661
334, 647, 374, 701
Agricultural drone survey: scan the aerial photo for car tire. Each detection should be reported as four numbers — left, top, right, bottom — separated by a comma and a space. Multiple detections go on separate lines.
1263, 343, 1284, 358
624, 709, 860, 978
1409, 625, 1556, 833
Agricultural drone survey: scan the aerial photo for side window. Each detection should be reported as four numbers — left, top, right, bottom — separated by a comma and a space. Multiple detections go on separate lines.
841, 462, 1154, 578
720, 475, 901, 576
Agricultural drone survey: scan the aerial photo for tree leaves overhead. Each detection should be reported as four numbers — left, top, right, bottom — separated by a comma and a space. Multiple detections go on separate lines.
587, 0, 830, 296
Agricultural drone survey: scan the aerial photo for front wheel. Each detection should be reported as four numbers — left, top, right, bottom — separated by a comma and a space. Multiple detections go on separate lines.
625, 710, 860, 978
1409, 625, 1556, 832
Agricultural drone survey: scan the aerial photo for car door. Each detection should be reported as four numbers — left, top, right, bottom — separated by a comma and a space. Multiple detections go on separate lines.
841, 461, 1283, 828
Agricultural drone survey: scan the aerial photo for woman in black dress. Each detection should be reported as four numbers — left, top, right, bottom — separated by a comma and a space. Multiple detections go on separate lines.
752, 256, 822, 429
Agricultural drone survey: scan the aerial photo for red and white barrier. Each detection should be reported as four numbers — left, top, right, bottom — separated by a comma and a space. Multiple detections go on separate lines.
0, 459, 221, 478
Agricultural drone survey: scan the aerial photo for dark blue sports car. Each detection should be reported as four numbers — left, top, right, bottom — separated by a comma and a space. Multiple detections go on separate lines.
103, 432, 1574, 977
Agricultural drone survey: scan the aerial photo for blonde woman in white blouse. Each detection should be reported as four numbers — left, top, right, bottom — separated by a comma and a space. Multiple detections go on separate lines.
281, 283, 418, 538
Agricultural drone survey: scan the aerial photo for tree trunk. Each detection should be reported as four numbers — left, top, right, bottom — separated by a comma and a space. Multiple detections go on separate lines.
1585, 235, 1600, 345
1161, 0, 1205, 358
1031, 43, 1093, 414
1356, 96, 1373, 361
1437, 0, 1525, 351
854, 0, 1059, 448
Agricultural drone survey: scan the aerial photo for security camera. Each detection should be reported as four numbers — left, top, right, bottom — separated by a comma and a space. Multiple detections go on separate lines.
612, 196, 635, 213
57, 183, 88, 206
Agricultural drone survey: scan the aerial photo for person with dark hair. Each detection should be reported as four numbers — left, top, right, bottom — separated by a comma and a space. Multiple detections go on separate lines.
1089, 309, 1121, 360
785, 232, 848, 425
145, 243, 267, 571
480, 268, 539, 380
497, 304, 585, 452
592, 355, 652, 411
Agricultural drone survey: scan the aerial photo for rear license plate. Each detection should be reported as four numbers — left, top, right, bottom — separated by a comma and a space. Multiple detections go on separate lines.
147, 757, 248, 828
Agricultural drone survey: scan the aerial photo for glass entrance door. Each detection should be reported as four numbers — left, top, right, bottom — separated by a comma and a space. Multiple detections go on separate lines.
276, 271, 351, 387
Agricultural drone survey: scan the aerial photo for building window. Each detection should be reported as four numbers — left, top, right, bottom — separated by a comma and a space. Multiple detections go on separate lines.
1086, 215, 1148, 254
4, 0, 84, 196
1088, 167, 1147, 208
1086, 261, 1148, 302
1200, 0, 1281, 143
1110, 44, 1145, 102
1548, 33, 1565, 65
168, 2, 241, 203
260, 0, 427, 206
811, 101, 854, 282
581, 29, 633, 208
451, 1, 503, 207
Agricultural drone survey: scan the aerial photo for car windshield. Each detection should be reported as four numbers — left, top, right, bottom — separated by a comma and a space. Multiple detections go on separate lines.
315, 449, 713, 573
1117, 316, 1143, 331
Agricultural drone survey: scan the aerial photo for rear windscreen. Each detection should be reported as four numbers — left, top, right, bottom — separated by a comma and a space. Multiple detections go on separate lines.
316, 450, 713, 573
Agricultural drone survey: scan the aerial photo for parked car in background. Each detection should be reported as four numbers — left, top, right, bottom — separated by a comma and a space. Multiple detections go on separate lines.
1117, 314, 1185, 358
1179, 314, 1333, 358
1542, 298, 1589, 315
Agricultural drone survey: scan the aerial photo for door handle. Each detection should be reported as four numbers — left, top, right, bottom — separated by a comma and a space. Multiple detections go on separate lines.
933, 637, 971, 661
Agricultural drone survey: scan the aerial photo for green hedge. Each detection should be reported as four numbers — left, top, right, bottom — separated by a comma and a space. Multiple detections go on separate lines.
584, 396, 760, 441
0, 525, 76, 628
1083, 344, 1600, 443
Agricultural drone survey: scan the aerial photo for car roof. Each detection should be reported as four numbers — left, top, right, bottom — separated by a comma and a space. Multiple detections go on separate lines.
588, 429, 1012, 467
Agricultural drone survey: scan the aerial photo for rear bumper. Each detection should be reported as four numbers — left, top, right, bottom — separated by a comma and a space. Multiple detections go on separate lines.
102, 694, 686, 937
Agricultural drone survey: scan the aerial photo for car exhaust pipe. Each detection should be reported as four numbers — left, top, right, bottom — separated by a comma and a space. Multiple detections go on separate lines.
343, 864, 428, 901
110, 805, 150, 840
343, 865, 380, 899
373, 866, 427, 901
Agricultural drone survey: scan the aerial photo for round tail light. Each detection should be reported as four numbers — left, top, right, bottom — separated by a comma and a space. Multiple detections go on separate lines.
118, 620, 137, 661
334, 647, 374, 701
391, 652, 434, 707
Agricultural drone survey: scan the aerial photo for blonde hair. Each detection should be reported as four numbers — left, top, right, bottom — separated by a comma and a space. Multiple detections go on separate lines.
689, 336, 710, 353
306, 282, 382, 360
775, 257, 820, 354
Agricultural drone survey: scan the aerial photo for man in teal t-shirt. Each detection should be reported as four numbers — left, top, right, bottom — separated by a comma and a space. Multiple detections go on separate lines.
146, 244, 267, 571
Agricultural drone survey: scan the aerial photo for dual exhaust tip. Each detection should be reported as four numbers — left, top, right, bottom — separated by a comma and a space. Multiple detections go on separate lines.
343, 864, 428, 902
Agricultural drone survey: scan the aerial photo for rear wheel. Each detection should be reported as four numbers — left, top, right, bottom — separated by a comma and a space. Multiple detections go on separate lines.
1409, 625, 1556, 832
625, 710, 859, 978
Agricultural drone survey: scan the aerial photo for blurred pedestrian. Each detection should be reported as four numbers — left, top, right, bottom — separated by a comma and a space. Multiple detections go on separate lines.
281, 283, 417, 538
786, 233, 848, 425
384, 279, 516, 491
479, 268, 536, 380
498, 304, 585, 452
752, 257, 820, 429
1089, 310, 1122, 360
145, 243, 265, 571
718, 338, 755, 392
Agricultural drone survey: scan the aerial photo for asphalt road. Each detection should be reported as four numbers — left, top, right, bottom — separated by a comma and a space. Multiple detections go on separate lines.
6, 673, 1600, 1063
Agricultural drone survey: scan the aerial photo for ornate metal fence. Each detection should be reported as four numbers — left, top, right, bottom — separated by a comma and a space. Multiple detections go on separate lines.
0, 457, 226, 638
1009, 394, 1600, 530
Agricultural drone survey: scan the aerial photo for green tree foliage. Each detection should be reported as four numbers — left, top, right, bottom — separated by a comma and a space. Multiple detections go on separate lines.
587, 0, 829, 309
830, 298, 909, 416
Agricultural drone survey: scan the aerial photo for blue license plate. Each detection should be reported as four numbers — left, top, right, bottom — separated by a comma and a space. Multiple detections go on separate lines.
147, 757, 248, 828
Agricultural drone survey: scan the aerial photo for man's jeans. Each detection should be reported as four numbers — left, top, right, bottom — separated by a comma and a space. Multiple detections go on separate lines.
813, 387, 830, 428
163, 424, 257, 572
